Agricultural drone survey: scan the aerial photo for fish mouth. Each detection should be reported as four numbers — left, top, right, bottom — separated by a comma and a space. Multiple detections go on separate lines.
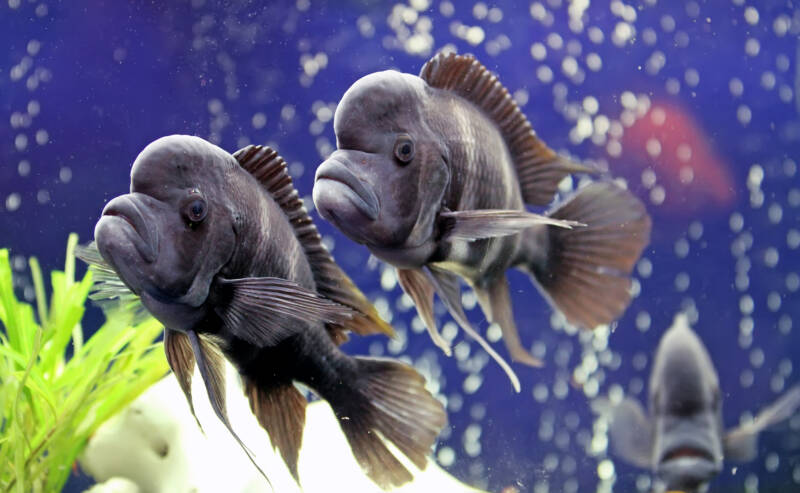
313, 159, 379, 222
656, 443, 720, 488
661, 446, 715, 464
99, 195, 158, 264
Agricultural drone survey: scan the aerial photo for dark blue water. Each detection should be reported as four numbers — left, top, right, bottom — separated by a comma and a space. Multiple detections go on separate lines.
2, 1, 799, 491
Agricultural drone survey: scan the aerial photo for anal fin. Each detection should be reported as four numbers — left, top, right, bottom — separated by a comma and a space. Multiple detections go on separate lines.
425, 267, 520, 393
245, 378, 307, 482
396, 268, 451, 356
474, 276, 543, 367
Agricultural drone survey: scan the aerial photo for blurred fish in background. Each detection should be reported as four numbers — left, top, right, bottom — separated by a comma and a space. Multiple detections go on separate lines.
595, 313, 800, 493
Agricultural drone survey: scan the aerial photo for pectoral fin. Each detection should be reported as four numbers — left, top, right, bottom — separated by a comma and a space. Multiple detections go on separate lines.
186, 330, 272, 486
396, 268, 451, 356
594, 396, 653, 469
439, 209, 582, 242
474, 276, 543, 367
425, 267, 520, 393
724, 385, 800, 462
217, 276, 355, 347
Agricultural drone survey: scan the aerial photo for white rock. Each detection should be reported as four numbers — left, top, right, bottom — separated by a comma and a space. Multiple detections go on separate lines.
82, 363, 482, 493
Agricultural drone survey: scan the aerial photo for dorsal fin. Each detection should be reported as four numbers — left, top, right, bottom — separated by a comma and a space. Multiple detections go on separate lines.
232, 145, 394, 343
419, 52, 595, 206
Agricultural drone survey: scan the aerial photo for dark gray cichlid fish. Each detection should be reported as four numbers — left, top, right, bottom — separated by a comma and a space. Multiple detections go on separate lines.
598, 314, 800, 492
77, 135, 446, 489
312, 52, 652, 391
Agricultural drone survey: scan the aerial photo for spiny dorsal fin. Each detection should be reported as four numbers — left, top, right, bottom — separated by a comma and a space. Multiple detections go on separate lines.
232, 145, 394, 342
419, 52, 595, 206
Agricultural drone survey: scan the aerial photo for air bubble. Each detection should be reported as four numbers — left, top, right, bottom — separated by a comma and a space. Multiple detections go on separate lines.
744, 38, 760, 57
730, 78, 744, 97
787, 273, 799, 292
743, 6, 759, 25
5, 193, 21, 211
737, 104, 752, 125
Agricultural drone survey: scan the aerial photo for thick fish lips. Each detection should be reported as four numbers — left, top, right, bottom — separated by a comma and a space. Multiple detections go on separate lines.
656, 439, 720, 487
313, 159, 379, 238
95, 195, 159, 266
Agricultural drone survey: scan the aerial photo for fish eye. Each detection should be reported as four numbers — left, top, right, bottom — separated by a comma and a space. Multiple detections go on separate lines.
183, 189, 207, 226
393, 135, 415, 164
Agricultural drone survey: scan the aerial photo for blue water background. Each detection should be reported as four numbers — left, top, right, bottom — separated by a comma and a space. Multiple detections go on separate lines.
1, 1, 799, 491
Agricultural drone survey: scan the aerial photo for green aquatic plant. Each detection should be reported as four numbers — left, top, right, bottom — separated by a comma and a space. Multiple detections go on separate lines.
0, 234, 169, 493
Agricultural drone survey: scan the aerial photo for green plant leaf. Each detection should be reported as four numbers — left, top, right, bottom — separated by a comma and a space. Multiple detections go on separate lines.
0, 235, 168, 492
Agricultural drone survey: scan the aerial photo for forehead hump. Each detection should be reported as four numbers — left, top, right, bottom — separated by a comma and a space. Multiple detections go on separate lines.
131, 135, 233, 189
334, 70, 426, 131
651, 320, 718, 394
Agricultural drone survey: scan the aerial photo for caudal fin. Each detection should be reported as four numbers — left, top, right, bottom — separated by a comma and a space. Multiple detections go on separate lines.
529, 182, 651, 329
332, 358, 446, 489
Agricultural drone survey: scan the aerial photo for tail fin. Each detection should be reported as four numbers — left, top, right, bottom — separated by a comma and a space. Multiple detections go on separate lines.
332, 358, 446, 489
528, 182, 651, 329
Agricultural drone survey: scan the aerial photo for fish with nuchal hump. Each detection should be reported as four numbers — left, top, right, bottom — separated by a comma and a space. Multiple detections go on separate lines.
77, 135, 446, 490
594, 313, 800, 493
313, 52, 652, 391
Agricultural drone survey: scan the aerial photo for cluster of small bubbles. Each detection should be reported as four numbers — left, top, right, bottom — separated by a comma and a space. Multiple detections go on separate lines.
462, 422, 482, 457
747, 164, 765, 207
529, 2, 555, 27
206, 98, 230, 144
356, 15, 375, 38
314, 136, 334, 160
383, 1, 434, 56
298, 51, 328, 87
484, 34, 511, 57
448, 20, 484, 47
471, 2, 503, 23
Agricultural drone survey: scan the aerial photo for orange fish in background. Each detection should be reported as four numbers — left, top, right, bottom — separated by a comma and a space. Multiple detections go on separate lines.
616, 100, 736, 214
